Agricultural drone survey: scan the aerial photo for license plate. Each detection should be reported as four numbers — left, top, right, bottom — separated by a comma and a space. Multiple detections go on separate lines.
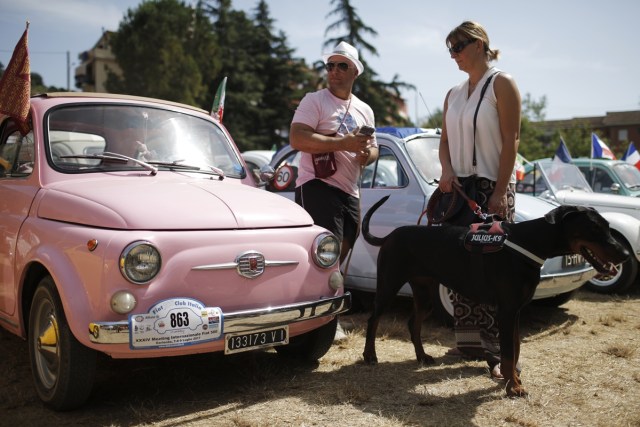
225, 326, 289, 355
563, 254, 586, 268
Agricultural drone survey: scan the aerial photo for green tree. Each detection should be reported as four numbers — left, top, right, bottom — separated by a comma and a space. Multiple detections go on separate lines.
201, 0, 316, 150
519, 93, 548, 160
323, 0, 413, 126
201, 0, 268, 150
247, 0, 316, 149
107, 0, 218, 107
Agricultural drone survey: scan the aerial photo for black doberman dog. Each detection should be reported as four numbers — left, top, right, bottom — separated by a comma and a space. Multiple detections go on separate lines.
361, 196, 629, 397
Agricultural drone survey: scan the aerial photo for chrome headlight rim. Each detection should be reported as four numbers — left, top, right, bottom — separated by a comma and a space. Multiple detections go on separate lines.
313, 232, 340, 268
119, 241, 162, 284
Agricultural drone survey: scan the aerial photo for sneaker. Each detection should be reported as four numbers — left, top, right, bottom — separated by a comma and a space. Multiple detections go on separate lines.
334, 322, 347, 341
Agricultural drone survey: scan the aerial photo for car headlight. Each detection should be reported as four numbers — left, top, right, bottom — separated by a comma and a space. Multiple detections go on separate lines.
313, 232, 340, 268
120, 241, 161, 284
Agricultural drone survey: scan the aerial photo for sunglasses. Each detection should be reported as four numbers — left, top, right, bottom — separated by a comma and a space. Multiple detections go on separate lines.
448, 39, 476, 54
325, 62, 352, 72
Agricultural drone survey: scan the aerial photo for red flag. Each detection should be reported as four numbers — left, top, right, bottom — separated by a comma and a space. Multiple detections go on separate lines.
0, 23, 31, 135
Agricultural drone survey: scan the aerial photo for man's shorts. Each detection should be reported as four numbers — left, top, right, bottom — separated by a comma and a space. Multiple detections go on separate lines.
295, 179, 360, 246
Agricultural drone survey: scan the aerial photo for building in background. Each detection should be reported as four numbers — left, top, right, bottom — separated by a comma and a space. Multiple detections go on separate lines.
534, 111, 640, 154
74, 31, 121, 93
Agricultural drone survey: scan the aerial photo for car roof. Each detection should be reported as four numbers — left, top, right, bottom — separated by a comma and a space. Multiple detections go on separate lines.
572, 158, 624, 165
31, 92, 209, 115
376, 127, 440, 139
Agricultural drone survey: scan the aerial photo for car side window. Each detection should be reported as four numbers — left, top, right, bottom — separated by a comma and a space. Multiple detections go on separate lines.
0, 124, 34, 178
593, 168, 614, 193
361, 146, 407, 189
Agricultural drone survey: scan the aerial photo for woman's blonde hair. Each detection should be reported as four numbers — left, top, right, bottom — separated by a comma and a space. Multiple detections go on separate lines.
446, 21, 500, 61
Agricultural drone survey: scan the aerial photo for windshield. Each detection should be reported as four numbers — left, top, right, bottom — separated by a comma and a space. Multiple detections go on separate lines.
405, 135, 441, 182
613, 163, 640, 189
539, 161, 592, 192
46, 104, 244, 177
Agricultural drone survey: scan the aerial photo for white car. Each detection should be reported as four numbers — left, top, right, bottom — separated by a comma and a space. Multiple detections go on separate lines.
518, 158, 640, 293
263, 128, 596, 322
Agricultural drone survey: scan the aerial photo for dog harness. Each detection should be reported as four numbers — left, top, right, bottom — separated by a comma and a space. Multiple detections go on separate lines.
464, 222, 544, 266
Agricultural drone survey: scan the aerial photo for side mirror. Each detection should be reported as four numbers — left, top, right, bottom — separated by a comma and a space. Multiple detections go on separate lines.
610, 183, 621, 194
258, 164, 275, 183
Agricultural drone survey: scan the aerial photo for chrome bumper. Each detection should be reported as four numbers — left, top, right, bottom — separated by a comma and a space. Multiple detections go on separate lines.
89, 293, 351, 344
533, 268, 597, 299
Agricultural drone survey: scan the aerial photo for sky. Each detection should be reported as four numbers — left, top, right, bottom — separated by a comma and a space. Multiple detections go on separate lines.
1, 0, 638, 123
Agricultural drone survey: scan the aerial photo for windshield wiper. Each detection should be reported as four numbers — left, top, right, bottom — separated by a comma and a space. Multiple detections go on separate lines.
145, 160, 225, 180
60, 151, 158, 175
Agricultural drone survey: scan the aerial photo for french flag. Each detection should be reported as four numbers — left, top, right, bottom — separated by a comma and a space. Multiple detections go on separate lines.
554, 138, 572, 164
622, 142, 640, 170
591, 133, 616, 160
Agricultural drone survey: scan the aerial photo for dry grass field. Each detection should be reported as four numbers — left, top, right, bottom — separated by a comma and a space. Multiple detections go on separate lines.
1, 287, 639, 427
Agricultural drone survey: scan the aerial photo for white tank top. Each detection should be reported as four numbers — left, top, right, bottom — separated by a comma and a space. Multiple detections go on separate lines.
445, 67, 515, 183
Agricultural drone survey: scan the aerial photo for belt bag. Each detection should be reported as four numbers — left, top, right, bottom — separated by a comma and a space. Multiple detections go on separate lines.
312, 151, 337, 178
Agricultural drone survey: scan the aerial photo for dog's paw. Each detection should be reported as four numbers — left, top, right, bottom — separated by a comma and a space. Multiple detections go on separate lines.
505, 380, 529, 398
362, 353, 378, 365
417, 353, 435, 365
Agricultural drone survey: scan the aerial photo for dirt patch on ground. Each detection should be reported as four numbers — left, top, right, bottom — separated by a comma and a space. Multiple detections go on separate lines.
1, 288, 639, 427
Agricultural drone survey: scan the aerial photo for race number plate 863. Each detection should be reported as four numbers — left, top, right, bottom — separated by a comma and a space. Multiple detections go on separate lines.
225, 326, 288, 355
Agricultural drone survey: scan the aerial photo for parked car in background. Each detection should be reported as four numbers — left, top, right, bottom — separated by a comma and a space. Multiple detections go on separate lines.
517, 158, 640, 293
242, 149, 275, 184
262, 128, 595, 321
572, 158, 640, 197
0, 92, 350, 410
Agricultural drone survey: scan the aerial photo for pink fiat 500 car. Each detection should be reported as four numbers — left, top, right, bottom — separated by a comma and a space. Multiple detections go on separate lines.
0, 93, 349, 410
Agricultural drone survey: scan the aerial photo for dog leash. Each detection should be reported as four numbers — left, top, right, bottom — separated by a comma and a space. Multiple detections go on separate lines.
503, 240, 545, 265
452, 181, 488, 221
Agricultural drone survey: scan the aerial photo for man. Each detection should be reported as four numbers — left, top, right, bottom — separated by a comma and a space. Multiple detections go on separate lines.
290, 41, 378, 267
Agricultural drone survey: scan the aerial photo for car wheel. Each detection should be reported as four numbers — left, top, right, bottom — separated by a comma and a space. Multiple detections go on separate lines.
428, 284, 455, 326
531, 291, 574, 307
585, 235, 637, 294
275, 317, 337, 361
28, 275, 96, 410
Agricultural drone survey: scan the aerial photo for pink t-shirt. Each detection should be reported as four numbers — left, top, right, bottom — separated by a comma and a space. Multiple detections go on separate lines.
292, 88, 376, 197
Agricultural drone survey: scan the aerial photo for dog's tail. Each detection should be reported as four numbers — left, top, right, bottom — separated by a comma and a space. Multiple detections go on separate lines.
362, 195, 391, 247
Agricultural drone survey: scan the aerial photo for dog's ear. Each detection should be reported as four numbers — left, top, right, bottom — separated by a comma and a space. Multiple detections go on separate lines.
544, 205, 589, 224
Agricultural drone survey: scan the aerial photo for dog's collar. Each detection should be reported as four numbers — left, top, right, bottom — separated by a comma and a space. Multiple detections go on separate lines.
504, 240, 545, 266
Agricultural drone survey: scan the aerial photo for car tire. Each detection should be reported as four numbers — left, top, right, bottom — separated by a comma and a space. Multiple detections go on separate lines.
28, 275, 97, 410
531, 291, 575, 307
585, 234, 637, 294
275, 317, 337, 362
428, 284, 455, 326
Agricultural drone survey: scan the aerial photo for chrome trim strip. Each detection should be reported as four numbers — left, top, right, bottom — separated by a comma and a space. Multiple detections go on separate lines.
192, 260, 299, 271
0, 316, 19, 328
88, 293, 351, 344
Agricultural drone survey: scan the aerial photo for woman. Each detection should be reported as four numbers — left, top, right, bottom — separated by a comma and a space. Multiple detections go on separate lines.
438, 21, 521, 379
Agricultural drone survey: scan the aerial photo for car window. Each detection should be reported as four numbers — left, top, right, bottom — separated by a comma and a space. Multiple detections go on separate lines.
613, 163, 640, 189
0, 125, 34, 178
405, 135, 441, 182
592, 168, 615, 193
361, 146, 407, 188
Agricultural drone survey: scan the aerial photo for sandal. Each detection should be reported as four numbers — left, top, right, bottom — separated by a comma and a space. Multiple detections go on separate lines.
490, 363, 504, 381
490, 363, 523, 381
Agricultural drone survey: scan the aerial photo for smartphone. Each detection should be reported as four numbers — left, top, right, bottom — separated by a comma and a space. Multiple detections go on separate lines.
358, 125, 375, 136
